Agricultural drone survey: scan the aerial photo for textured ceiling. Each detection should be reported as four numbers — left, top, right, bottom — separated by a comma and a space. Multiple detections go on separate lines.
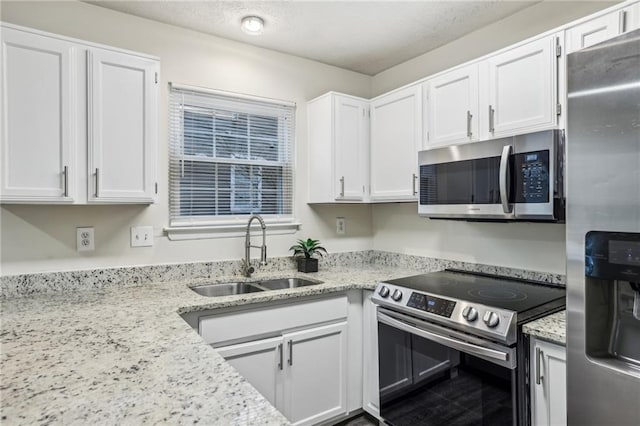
87, 1, 539, 75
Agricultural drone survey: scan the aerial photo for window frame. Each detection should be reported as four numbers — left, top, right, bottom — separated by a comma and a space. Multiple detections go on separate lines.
166, 83, 299, 239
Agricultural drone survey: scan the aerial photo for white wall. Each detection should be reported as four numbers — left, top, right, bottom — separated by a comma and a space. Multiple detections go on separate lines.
0, 1, 373, 275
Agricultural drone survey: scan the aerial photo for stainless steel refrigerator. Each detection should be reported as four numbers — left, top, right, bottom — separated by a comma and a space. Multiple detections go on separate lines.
566, 29, 640, 425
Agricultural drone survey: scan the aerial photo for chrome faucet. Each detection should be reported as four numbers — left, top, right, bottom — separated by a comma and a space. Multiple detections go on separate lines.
243, 214, 267, 277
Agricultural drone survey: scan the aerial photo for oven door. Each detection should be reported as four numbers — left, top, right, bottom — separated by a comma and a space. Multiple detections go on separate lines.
377, 308, 518, 426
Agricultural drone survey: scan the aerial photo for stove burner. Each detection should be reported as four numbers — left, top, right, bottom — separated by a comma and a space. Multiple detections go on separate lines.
468, 287, 529, 302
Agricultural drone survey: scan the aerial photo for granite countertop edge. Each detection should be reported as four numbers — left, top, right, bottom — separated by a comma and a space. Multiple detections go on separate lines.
522, 310, 566, 346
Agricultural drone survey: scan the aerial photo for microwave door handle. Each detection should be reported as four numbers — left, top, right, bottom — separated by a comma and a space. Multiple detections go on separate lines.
377, 311, 509, 362
499, 145, 513, 214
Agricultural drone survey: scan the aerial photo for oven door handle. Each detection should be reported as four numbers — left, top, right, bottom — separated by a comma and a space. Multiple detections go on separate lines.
378, 311, 509, 362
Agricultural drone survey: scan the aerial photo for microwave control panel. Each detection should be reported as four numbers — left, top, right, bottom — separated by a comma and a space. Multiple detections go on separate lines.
407, 292, 456, 318
515, 150, 550, 203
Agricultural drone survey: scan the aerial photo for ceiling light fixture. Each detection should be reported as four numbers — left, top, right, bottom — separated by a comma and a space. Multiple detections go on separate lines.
241, 16, 264, 35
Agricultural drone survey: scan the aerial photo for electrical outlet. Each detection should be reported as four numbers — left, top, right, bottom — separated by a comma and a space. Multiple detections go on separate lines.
336, 217, 346, 235
131, 226, 154, 247
76, 227, 95, 252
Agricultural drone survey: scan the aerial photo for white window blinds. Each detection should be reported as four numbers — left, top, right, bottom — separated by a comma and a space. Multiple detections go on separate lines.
169, 84, 295, 227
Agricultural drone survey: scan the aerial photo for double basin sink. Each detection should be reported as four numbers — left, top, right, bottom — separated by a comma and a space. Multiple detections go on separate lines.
190, 277, 323, 297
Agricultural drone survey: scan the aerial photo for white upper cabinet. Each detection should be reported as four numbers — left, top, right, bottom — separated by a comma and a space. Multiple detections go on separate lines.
370, 84, 422, 202
334, 96, 369, 201
307, 92, 369, 203
0, 23, 159, 204
566, 2, 640, 55
425, 64, 479, 147
0, 27, 76, 203
88, 48, 158, 203
566, 11, 623, 54
627, 2, 640, 32
485, 35, 558, 137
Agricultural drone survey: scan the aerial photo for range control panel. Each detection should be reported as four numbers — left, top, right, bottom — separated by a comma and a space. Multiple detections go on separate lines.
407, 292, 456, 318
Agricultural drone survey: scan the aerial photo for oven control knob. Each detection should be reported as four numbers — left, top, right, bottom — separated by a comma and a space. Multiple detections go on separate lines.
462, 306, 478, 322
483, 311, 500, 328
391, 289, 403, 301
378, 286, 390, 298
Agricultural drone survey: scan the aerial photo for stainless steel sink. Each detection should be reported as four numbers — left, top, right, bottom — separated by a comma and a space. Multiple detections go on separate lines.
190, 282, 265, 297
190, 277, 323, 297
253, 277, 323, 290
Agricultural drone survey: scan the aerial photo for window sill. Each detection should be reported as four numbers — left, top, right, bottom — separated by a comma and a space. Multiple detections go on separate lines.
165, 221, 301, 241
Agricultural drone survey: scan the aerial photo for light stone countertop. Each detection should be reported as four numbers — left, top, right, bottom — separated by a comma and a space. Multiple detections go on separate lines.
0, 266, 419, 425
522, 310, 566, 345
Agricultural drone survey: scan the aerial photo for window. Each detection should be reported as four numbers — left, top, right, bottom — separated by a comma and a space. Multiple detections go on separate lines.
168, 84, 295, 231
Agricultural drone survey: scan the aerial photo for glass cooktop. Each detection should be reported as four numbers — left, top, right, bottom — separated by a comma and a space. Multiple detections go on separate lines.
384, 269, 566, 314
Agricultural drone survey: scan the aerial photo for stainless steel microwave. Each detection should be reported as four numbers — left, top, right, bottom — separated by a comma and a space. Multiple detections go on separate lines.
418, 129, 565, 221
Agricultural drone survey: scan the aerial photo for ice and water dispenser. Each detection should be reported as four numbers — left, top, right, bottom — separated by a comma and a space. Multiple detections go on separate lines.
585, 231, 640, 371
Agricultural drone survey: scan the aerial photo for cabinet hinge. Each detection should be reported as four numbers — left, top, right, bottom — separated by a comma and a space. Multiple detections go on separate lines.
555, 42, 562, 58
154, 72, 158, 84
556, 103, 562, 116
155, 182, 158, 194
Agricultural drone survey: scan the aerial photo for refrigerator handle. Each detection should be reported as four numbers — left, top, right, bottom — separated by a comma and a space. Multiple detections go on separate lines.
499, 145, 513, 214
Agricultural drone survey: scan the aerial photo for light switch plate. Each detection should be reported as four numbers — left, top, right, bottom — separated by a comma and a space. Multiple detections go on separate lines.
131, 226, 153, 247
77, 227, 95, 251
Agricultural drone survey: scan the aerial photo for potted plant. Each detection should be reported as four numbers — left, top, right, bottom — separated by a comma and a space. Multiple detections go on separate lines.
289, 238, 327, 273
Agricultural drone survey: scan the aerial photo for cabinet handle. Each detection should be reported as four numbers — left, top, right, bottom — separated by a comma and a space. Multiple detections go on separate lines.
619, 10, 627, 33
287, 340, 293, 366
467, 110, 473, 138
535, 347, 544, 385
62, 166, 68, 197
278, 343, 283, 370
412, 173, 418, 196
489, 105, 495, 133
339, 176, 345, 197
95, 168, 100, 198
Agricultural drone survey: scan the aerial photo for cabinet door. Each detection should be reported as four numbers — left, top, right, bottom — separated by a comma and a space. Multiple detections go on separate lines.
0, 27, 75, 202
370, 85, 422, 201
426, 64, 479, 147
566, 11, 622, 54
531, 339, 567, 426
334, 96, 368, 201
87, 48, 157, 203
362, 291, 380, 418
283, 321, 348, 426
216, 336, 284, 408
625, 3, 640, 33
487, 36, 557, 137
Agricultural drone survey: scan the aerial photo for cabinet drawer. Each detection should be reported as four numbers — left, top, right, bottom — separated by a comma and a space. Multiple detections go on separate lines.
200, 295, 348, 345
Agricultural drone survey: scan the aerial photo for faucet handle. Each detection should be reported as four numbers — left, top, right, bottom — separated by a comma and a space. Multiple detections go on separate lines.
241, 258, 255, 277
260, 245, 267, 266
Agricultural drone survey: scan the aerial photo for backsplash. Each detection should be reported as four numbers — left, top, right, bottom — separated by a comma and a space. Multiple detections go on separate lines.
0, 250, 564, 299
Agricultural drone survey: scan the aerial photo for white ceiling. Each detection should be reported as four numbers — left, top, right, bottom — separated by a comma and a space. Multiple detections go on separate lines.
87, 1, 539, 75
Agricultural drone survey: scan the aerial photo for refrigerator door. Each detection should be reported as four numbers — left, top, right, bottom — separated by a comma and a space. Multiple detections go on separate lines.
566, 29, 640, 426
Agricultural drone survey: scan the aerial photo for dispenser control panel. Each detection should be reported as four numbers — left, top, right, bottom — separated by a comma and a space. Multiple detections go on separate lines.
585, 231, 640, 280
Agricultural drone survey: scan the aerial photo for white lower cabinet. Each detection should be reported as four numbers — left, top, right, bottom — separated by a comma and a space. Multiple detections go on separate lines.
284, 322, 348, 425
204, 295, 356, 425
530, 338, 567, 426
218, 323, 348, 426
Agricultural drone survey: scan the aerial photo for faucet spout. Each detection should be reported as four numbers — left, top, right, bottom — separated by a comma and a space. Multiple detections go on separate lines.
244, 214, 268, 277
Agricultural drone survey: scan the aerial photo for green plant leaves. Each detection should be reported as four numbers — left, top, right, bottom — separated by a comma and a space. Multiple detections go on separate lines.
289, 237, 328, 259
